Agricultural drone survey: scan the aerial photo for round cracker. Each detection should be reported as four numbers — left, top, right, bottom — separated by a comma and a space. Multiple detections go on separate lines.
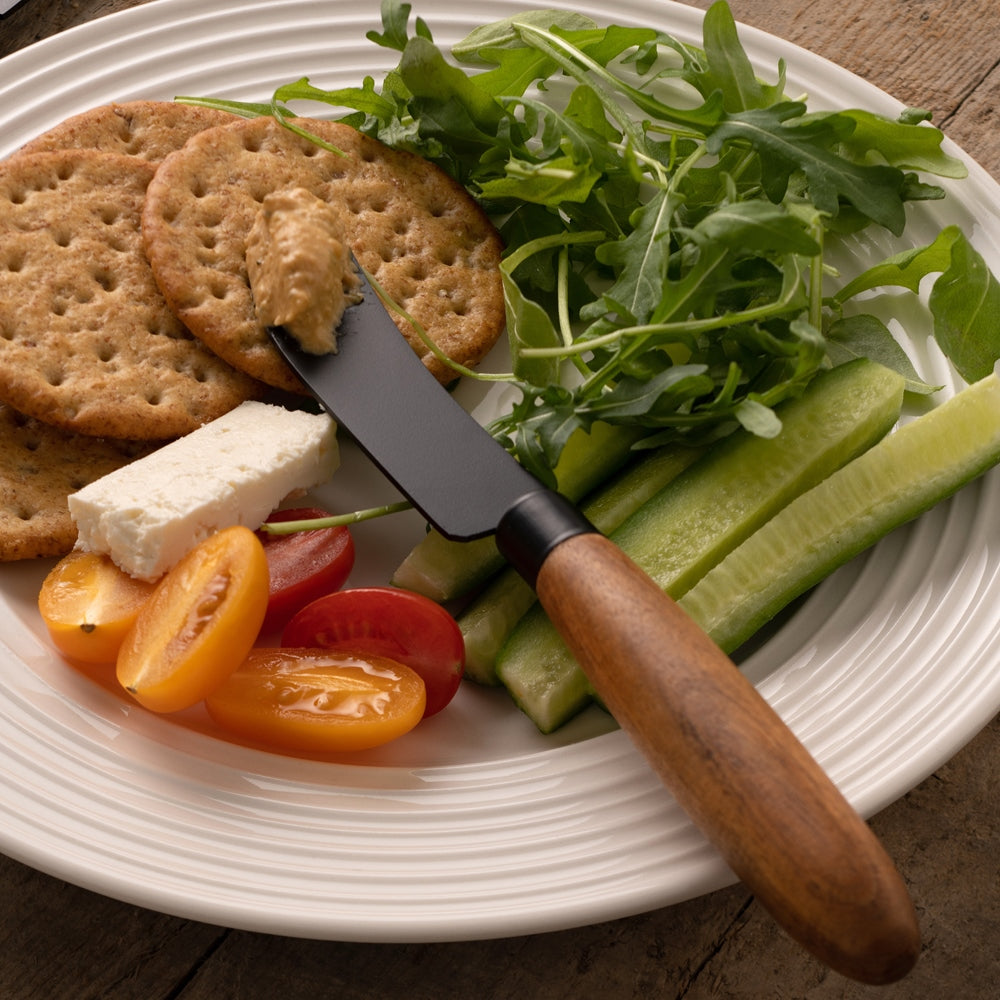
0, 149, 261, 439
141, 116, 505, 391
18, 100, 237, 163
0, 402, 161, 561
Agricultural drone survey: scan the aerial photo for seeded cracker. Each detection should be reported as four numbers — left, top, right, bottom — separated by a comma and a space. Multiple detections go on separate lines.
0, 402, 161, 561
17, 101, 237, 163
141, 116, 506, 392
0, 149, 261, 439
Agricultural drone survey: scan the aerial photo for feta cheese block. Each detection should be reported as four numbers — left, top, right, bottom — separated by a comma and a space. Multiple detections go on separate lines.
68, 401, 338, 580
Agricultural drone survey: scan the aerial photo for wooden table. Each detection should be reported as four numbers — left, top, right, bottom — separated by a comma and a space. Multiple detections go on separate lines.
2, 1, 998, 996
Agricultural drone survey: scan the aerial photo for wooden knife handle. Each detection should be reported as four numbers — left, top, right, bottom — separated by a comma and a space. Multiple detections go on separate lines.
533, 531, 920, 985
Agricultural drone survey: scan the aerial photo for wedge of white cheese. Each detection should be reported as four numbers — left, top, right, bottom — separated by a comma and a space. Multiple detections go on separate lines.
69, 401, 338, 581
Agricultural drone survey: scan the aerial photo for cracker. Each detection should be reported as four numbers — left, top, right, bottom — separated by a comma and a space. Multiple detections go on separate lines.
0, 402, 160, 561
18, 100, 237, 163
141, 116, 505, 391
0, 149, 261, 439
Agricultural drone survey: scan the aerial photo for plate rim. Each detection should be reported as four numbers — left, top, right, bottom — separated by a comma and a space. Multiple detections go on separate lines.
2, 0, 1000, 941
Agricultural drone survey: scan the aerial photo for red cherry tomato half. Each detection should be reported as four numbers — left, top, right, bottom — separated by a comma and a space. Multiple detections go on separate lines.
282, 586, 465, 717
205, 648, 426, 753
256, 508, 355, 633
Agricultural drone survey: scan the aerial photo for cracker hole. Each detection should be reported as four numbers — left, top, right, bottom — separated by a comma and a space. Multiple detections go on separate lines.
8, 188, 27, 206
68, 477, 89, 491
190, 178, 208, 199
4, 252, 25, 272
93, 270, 118, 293
242, 135, 263, 153
99, 205, 120, 225
52, 299, 68, 317
145, 390, 162, 406
52, 230, 73, 248
56, 162, 74, 182
200, 231, 218, 250
44, 368, 65, 387
96, 344, 117, 363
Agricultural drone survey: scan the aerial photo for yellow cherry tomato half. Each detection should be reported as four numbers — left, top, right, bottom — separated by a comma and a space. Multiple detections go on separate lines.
116, 525, 270, 714
38, 551, 157, 665
205, 648, 426, 753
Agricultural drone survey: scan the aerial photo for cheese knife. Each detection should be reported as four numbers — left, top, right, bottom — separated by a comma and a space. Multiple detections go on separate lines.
267, 265, 920, 985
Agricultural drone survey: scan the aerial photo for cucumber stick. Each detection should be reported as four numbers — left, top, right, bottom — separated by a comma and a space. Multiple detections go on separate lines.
460, 443, 704, 684
391, 420, 644, 601
681, 370, 1000, 652
497, 359, 906, 733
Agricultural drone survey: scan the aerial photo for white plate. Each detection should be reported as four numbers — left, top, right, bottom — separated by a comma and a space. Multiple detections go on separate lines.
2, 0, 1000, 942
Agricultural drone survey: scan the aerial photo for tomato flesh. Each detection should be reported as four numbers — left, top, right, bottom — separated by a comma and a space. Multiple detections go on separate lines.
204, 648, 426, 753
38, 551, 156, 664
116, 525, 270, 713
281, 586, 465, 717
256, 507, 355, 633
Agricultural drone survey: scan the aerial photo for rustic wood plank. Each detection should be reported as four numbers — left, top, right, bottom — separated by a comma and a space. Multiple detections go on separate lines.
0, 857, 226, 999
0, 0, 152, 57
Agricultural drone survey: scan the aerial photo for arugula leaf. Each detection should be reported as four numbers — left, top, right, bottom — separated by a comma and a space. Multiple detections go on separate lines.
452, 9, 599, 62
592, 189, 678, 324
272, 77, 397, 120
826, 314, 938, 394
706, 105, 910, 234
191, 0, 1000, 475
366, 0, 431, 50
696, 0, 778, 111
929, 231, 1000, 383
836, 109, 966, 177
834, 225, 962, 301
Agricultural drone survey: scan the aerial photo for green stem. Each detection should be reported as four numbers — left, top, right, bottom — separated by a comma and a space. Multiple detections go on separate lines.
260, 500, 413, 534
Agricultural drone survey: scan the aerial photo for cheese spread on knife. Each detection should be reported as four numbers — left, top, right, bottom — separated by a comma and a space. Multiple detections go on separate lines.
246, 187, 361, 354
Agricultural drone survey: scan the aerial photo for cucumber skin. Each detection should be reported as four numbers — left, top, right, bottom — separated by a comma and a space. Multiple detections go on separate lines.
609, 360, 906, 602
391, 421, 644, 601
681, 371, 1000, 653
460, 443, 703, 685
498, 359, 906, 733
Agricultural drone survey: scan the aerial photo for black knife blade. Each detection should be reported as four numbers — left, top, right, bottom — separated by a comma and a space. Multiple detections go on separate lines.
268, 266, 593, 585
266, 264, 919, 985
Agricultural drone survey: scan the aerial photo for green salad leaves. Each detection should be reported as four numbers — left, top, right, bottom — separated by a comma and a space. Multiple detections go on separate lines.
184, 0, 1000, 484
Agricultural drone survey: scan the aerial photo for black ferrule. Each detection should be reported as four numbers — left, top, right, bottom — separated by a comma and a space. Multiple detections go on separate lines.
495, 489, 597, 589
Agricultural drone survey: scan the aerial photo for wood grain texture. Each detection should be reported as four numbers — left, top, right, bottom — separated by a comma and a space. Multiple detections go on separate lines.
1, 0, 999, 997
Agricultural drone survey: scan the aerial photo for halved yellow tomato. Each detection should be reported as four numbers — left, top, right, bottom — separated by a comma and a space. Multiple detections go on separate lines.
116, 525, 269, 713
38, 551, 157, 665
205, 648, 426, 753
